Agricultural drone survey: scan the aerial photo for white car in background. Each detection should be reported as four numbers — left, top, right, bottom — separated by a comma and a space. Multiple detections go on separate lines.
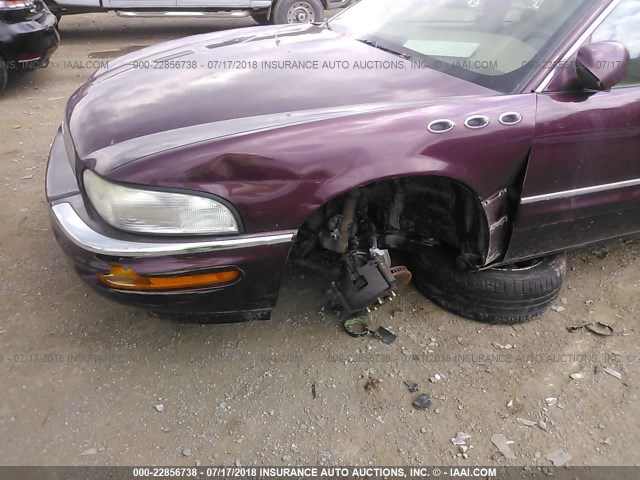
45, 0, 350, 24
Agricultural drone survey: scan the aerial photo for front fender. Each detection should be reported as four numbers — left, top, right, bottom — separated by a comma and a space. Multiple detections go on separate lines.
107, 94, 537, 236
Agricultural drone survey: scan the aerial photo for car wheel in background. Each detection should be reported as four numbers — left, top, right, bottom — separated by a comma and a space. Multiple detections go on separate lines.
272, 0, 324, 24
0, 57, 8, 93
412, 249, 566, 324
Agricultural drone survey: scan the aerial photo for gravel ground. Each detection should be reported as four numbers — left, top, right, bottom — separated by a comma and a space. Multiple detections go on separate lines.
0, 13, 639, 467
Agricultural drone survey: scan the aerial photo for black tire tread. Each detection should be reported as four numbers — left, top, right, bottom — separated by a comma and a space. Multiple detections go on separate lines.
0, 56, 8, 94
412, 250, 566, 324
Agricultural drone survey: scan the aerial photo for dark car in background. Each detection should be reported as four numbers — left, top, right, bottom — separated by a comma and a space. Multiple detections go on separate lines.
0, 0, 58, 92
46, 0, 640, 325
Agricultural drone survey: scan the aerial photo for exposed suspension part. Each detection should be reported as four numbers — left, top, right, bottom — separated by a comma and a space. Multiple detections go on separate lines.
316, 190, 411, 314
332, 248, 412, 315
319, 190, 360, 254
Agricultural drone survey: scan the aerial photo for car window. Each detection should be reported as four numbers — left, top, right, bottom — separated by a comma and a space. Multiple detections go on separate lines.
330, 0, 596, 93
591, 0, 640, 86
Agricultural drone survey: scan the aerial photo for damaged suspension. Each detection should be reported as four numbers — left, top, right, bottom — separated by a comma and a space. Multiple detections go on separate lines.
320, 190, 411, 315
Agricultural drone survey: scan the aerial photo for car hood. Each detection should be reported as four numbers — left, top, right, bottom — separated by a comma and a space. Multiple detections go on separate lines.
66, 24, 494, 167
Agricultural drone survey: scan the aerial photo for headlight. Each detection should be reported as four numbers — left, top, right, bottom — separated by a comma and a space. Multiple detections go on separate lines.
83, 170, 239, 235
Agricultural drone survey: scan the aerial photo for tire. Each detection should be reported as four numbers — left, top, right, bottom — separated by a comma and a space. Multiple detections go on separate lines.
0, 57, 8, 94
412, 249, 566, 324
251, 13, 271, 25
272, 0, 324, 24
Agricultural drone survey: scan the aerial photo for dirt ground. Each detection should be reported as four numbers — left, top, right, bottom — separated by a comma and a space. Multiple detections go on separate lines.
0, 13, 639, 467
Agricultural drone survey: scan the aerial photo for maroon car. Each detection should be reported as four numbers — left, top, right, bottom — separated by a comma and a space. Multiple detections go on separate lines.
46, 0, 640, 324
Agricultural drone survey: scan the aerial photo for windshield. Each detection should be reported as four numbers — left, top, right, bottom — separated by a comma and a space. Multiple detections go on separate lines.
329, 0, 595, 92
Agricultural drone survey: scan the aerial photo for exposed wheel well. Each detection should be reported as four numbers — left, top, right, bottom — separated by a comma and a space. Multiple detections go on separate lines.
294, 176, 490, 266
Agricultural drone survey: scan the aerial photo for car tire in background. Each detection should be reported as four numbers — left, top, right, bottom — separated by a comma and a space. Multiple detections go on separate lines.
412, 249, 566, 324
272, 0, 324, 24
0, 57, 8, 93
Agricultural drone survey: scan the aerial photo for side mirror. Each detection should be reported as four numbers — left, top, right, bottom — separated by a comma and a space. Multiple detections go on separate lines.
575, 41, 630, 91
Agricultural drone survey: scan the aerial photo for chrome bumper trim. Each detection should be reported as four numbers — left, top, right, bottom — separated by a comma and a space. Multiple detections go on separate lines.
52, 202, 295, 258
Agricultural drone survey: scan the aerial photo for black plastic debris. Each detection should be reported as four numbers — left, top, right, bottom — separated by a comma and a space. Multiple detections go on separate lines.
374, 326, 397, 344
412, 393, 433, 410
404, 380, 420, 393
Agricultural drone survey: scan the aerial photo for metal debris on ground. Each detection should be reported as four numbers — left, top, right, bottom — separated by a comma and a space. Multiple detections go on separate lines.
603, 367, 622, 380
343, 318, 369, 337
567, 321, 614, 335
374, 326, 397, 344
412, 393, 433, 410
429, 373, 442, 383
545, 448, 572, 466
491, 433, 516, 460
311, 382, 317, 399
451, 432, 471, 446
404, 380, 420, 393
586, 322, 615, 336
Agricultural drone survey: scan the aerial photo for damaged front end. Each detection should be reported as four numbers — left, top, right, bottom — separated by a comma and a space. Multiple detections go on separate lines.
316, 189, 412, 314
291, 176, 501, 316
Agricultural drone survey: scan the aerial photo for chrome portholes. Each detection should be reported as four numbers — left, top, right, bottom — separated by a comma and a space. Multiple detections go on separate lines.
427, 112, 520, 134
464, 115, 490, 130
499, 112, 523, 126
427, 119, 456, 134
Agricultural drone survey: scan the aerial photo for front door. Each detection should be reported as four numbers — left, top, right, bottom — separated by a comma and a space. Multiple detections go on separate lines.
506, 0, 640, 261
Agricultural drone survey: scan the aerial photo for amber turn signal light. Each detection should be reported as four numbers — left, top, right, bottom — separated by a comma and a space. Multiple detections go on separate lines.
98, 265, 239, 291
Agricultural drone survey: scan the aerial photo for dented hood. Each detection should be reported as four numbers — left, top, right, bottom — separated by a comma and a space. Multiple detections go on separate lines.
65, 24, 493, 165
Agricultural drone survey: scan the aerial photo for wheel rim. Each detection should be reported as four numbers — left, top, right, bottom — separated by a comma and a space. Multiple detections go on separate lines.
287, 1, 315, 23
494, 258, 544, 272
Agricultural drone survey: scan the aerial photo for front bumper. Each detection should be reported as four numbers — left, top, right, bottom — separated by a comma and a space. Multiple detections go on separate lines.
46, 127, 295, 321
